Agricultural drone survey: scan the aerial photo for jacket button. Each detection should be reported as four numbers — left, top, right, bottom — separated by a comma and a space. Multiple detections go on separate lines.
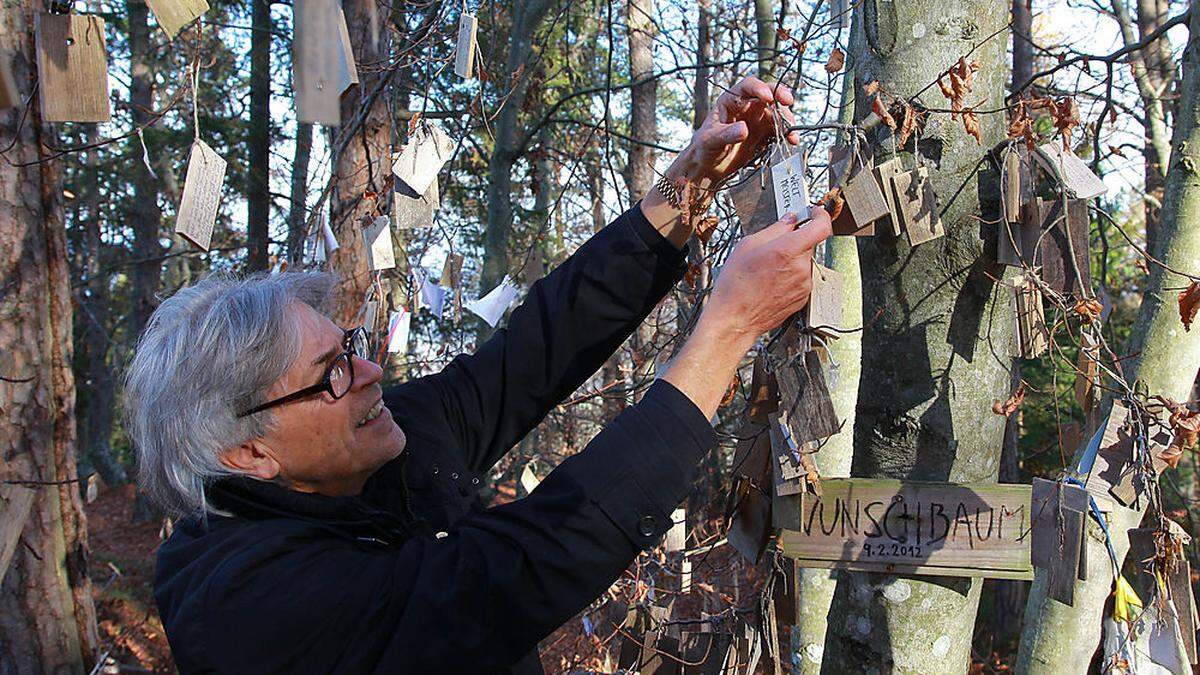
451, 473, 459, 480
638, 515, 656, 537
432, 466, 439, 475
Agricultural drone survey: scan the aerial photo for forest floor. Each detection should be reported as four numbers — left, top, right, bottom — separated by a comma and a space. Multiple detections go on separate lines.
84, 484, 1018, 673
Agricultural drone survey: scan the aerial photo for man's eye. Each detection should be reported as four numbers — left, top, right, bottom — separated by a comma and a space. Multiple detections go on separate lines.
330, 363, 345, 381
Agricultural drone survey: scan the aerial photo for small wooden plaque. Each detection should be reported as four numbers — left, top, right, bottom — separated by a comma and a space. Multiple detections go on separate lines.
294, 0, 344, 125
1030, 478, 1087, 605
440, 252, 464, 288
1083, 402, 1171, 506
334, 3, 358, 93
0, 55, 19, 110
1013, 275, 1048, 358
772, 348, 840, 444
35, 14, 111, 123
362, 215, 396, 271
454, 13, 477, 79
727, 168, 777, 236
1037, 198, 1092, 299
806, 261, 844, 335
842, 165, 890, 231
392, 179, 439, 229
146, 0, 208, 38
393, 122, 455, 196
175, 139, 227, 251
892, 167, 944, 246
778, 478, 1034, 580
999, 147, 1038, 266
872, 157, 905, 237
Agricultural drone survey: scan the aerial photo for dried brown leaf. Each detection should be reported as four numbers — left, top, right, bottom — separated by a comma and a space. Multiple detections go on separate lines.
992, 383, 1026, 417
1074, 298, 1104, 325
825, 47, 845, 74
863, 81, 880, 97
897, 103, 917, 148
962, 108, 982, 144
872, 94, 896, 130
1155, 396, 1200, 469
1179, 281, 1200, 331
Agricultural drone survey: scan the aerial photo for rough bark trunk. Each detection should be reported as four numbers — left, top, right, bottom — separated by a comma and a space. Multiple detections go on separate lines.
287, 122, 313, 265
0, 2, 98, 667
1011, 0, 1033, 93
791, 12, 863, 672
822, 1, 1011, 671
328, 0, 394, 325
246, 0, 272, 271
755, 0, 777, 79
1016, 4, 1200, 669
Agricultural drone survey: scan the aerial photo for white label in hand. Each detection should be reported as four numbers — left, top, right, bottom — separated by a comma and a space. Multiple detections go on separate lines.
771, 151, 809, 221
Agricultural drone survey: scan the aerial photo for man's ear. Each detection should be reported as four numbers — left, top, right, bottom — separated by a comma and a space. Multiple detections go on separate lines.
218, 440, 282, 481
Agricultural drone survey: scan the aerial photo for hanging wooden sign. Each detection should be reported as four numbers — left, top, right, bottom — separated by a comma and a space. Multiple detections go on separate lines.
777, 478, 1034, 580
454, 12, 478, 79
664, 507, 686, 552
1037, 197, 1092, 298
0, 56, 19, 110
1030, 478, 1088, 605
770, 148, 809, 220
294, 0, 345, 125
999, 147, 1038, 266
805, 261, 844, 336
440, 252, 464, 288
35, 14, 111, 123
771, 347, 840, 444
1035, 143, 1107, 200
1082, 401, 1172, 507
1013, 274, 1048, 358
175, 139, 227, 251
728, 420, 773, 564
334, 4, 358, 92
727, 167, 777, 236
828, 145, 876, 236
146, 0, 208, 38
393, 122, 455, 197
362, 215, 396, 271
872, 157, 905, 237
393, 179, 439, 230
892, 167, 944, 245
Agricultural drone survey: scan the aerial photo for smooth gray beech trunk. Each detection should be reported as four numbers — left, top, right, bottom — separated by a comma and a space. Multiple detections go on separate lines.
821, 0, 1012, 671
1016, 3, 1200, 670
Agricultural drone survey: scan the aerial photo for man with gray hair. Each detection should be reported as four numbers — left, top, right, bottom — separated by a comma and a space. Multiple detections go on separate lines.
127, 76, 832, 673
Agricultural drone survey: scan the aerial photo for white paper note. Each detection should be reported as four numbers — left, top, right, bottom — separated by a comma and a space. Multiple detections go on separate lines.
771, 150, 809, 220
466, 275, 519, 327
419, 273, 448, 319
392, 122, 455, 196
362, 215, 395, 271
386, 308, 410, 354
519, 464, 541, 495
175, 139, 227, 251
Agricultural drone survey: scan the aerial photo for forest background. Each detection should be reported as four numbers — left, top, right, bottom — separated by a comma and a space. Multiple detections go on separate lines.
2, 0, 1199, 671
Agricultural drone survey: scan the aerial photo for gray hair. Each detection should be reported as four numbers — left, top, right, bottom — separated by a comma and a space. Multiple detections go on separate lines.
124, 271, 335, 517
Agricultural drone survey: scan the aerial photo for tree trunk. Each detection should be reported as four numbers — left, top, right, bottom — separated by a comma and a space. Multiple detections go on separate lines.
246, 0, 272, 271
1016, 4, 1200, 669
1011, 0, 1033, 93
822, 1, 1011, 671
755, 0, 777, 79
0, 2, 98, 667
328, 0, 394, 325
287, 122, 313, 265
480, 0, 555, 340
791, 11, 863, 672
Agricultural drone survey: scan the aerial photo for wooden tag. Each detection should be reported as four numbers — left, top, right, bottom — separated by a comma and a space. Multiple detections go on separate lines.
772, 349, 840, 444
362, 215, 396, 270
728, 422, 773, 564
518, 464, 541, 496
392, 179, 439, 230
175, 139, 227, 251
146, 0, 208, 38
294, 0, 344, 125
872, 157, 905, 237
770, 413, 803, 497
1074, 333, 1099, 412
999, 148, 1038, 266
1031, 478, 1087, 606
454, 12, 477, 79
1013, 274, 1047, 358
35, 14, 111, 123
828, 145, 875, 236
805, 261, 844, 336
841, 163, 889, 232
770, 149, 809, 220
727, 167, 777, 236
1083, 402, 1172, 506
892, 167, 944, 245
393, 122, 455, 197
1037, 198, 1092, 298
1035, 143, 1107, 200
0, 55, 19, 110
440, 252, 464, 288
664, 507, 686, 552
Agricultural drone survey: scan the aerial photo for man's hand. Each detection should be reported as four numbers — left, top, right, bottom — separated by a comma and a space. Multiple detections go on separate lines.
662, 208, 833, 420
670, 76, 799, 186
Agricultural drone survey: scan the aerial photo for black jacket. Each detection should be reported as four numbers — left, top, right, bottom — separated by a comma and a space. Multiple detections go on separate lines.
154, 206, 720, 673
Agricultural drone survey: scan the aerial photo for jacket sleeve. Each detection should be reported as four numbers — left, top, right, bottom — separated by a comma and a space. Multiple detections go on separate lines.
203, 379, 718, 673
386, 205, 689, 474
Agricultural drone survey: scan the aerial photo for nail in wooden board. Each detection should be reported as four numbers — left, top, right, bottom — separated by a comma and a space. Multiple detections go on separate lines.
0, 55, 19, 110
727, 167, 778, 236
175, 140, 227, 251
892, 167, 944, 245
294, 0, 344, 125
392, 122, 455, 197
35, 14, 111, 123
1030, 478, 1088, 606
145, 0, 208, 38
454, 13, 477, 79
392, 179, 439, 230
362, 215, 397, 271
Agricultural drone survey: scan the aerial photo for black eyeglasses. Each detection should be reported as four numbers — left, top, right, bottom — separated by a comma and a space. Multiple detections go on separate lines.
237, 327, 370, 418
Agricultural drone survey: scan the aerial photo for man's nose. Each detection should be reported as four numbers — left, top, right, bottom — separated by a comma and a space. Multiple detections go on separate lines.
352, 354, 384, 390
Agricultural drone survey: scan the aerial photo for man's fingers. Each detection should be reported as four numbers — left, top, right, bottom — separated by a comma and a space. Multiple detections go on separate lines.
777, 105, 801, 145
707, 120, 748, 147
730, 76, 775, 105
791, 206, 834, 251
